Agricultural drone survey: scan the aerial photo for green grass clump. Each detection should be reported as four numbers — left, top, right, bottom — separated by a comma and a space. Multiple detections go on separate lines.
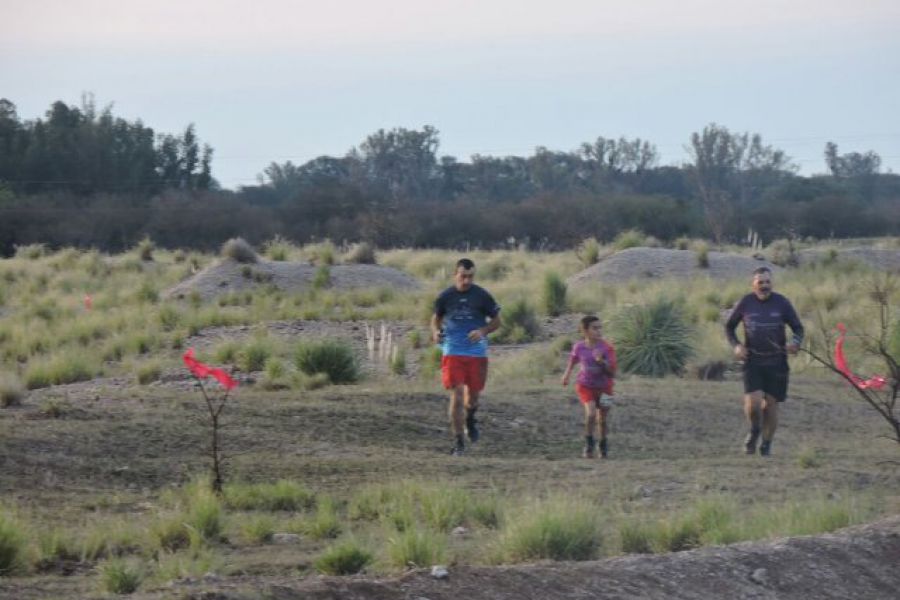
303, 498, 342, 540
314, 540, 373, 575
186, 485, 225, 545
577, 237, 602, 267
497, 498, 602, 562
98, 557, 143, 594
135, 236, 155, 261
224, 480, 315, 512
611, 298, 693, 376
797, 446, 822, 469
387, 527, 446, 569
221, 237, 259, 263
25, 353, 100, 389
135, 361, 163, 385
238, 338, 273, 372
612, 229, 646, 251
0, 511, 27, 575
312, 265, 331, 289
0, 373, 25, 407
494, 299, 540, 343
695, 241, 710, 268
294, 340, 359, 384
344, 242, 377, 264
150, 515, 191, 552
240, 515, 276, 544
542, 271, 567, 316
263, 235, 294, 261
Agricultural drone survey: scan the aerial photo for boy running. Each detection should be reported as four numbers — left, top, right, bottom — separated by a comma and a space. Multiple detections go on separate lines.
561, 315, 617, 458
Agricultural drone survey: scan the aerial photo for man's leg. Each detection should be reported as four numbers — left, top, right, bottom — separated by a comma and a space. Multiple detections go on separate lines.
583, 402, 597, 458
463, 387, 480, 443
743, 391, 764, 454
759, 394, 778, 456
449, 385, 466, 453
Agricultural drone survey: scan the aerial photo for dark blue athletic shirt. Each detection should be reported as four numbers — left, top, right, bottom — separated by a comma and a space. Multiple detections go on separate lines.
725, 292, 804, 367
434, 284, 500, 357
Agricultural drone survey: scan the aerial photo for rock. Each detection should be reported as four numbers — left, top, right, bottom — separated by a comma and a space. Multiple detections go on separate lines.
430, 565, 449, 579
452, 526, 469, 536
749, 568, 768, 585
272, 533, 302, 544
203, 572, 221, 583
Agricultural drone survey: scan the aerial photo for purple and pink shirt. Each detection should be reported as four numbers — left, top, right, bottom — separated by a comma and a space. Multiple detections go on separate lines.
568, 339, 617, 393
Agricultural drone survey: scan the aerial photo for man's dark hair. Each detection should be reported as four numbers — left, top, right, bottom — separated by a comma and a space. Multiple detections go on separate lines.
753, 266, 772, 276
580, 315, 600, 332
456, 258, 475, 271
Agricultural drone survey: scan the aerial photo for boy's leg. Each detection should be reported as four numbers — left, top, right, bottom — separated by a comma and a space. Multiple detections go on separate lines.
597, 406, 610, 458
463, 387, 480, 442
583, 402, 597, 458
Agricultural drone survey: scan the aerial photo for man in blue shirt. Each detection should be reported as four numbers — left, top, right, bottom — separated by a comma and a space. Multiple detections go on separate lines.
431, 258, 502, 456
725, 266, 804, 456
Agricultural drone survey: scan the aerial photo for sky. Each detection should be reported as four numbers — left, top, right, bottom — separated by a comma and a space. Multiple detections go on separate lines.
2, 0, 899, 189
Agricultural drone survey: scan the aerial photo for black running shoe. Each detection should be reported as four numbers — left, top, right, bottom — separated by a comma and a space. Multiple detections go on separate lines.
450, 443, 465, 456
759, 440, 772, 457
465, 416, 480, 443
744, 429, 760, 455
599, 438, 608, 459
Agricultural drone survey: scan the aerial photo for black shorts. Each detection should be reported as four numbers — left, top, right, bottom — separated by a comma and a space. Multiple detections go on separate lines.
743, 364, 789, 402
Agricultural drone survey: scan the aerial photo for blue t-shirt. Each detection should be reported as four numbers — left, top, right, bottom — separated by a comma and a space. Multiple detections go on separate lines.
434, 284, 501, 357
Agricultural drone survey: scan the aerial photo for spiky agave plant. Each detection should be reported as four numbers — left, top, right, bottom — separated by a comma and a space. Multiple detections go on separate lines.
612, 298, 694, 377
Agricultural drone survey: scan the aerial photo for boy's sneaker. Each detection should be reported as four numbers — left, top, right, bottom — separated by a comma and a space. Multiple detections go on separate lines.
744, 429, 760, 455
582, 445, 596, 459
599, 438, 609, 459
759, 440, 772, 457
465, 416, 480, 443
450, 443, 465, 457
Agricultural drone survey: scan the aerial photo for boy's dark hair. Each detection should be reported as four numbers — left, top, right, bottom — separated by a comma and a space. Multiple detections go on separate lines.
456, 258, 475, 271
753, 266, 772, 276
580, 315, 600, 332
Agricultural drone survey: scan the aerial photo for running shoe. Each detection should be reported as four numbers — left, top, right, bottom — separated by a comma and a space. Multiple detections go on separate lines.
465, 415, 480, 443
759, 440, 772, 457
744, 429, 760, 455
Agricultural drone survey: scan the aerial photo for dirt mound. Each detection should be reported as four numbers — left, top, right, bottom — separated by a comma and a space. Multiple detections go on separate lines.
799, 247, 900, 272
165, 259, 420, 301
153, 515, 900, 599
567, 247, 778, 286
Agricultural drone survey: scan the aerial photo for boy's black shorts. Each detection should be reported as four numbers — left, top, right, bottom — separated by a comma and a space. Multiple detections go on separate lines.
743, 363, 789, 402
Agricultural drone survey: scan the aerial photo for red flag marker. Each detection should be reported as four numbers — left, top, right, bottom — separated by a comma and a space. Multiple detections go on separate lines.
834, 323, 887, 390
183, 348, 237, 390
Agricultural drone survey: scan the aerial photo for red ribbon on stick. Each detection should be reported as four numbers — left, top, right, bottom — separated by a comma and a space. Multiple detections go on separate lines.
183, 348, 238, 390
834, 323, 887, 390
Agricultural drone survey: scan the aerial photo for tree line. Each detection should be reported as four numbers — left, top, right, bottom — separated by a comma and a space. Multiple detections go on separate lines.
0, 97, 897, 255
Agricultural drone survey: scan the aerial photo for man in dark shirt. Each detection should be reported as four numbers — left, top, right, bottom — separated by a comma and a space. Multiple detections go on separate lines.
431, 258, 502, 456
725, 266, 804, 456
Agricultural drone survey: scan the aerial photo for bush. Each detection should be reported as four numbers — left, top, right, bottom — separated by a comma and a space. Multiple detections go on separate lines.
135, 361, 162, 385
542, 272, 567, 316
303, 498, 342, 540
611, 298, 693, 377
674, 236, 692, 250
240, 515, 276, 544
294, 340, 359, 384
576, 237, 601, 267
224, 480, 315, 512
14, 243, 47, 260
0, 373, 24, 408
314, 541, 373, 575
136, 236, 155, 261
612, 229, 646, 251
0, 512, 27, 574
387, 527, 446, 569
98, 558, 143, 594
238, 339, 272, 372
619, 521, 655, 554
312, 265, 331, 289
695, 241, 710, 268
263, 235, 293, 261
307, 240, 337, 266
221, 237, 258, 263
345, 242, 377, 264
498, 498, 601, 562
768, 238, 798, 267
494, 299, 540, 343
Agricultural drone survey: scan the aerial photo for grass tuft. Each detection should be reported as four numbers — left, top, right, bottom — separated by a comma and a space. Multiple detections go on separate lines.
294, 340, 359, 384
314, 540, 373, 575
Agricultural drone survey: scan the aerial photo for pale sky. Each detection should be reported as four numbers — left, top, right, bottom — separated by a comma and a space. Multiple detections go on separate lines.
2, 0, 899, 189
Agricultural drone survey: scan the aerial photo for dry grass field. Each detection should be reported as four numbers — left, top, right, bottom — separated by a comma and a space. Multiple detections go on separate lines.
0, 238, 898, 598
